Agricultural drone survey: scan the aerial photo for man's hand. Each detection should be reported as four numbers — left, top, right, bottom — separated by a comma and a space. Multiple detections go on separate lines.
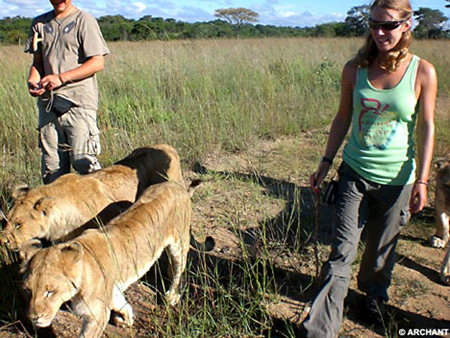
28, 82, 45, 97
39, 74, 63, 91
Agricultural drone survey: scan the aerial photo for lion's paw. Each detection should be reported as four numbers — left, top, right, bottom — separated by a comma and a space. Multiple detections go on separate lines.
440, 273, 450, 286
166, 291, 181, 306
112, 311, 134, 327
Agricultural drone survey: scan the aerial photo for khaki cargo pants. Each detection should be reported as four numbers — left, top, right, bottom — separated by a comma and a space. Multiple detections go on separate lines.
38, 106, 101, 184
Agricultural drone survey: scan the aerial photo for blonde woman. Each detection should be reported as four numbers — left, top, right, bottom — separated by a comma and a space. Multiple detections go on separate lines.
302, 0, 436, 336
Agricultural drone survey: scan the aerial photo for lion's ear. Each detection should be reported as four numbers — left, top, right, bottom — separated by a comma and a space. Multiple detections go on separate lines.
19, 239, 44, 269
33, 198, 48, 216
12, 185, 30, 201
33, 198, 44, 209
60, 242, 83, 265
188, 179, 202, 198
435, 160, 446, 170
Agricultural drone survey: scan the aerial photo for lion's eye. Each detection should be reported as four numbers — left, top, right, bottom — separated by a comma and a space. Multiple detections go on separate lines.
45, 290, 56, 298
14, 222, 22, 229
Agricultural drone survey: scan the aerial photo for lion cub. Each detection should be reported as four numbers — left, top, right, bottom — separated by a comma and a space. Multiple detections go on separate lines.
3, 144, 183, 256
429, 160, 450, 285
22, 181, 194, 338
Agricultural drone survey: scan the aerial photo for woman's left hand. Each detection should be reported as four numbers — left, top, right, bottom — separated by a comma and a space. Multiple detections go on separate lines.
409, 182, 427, 214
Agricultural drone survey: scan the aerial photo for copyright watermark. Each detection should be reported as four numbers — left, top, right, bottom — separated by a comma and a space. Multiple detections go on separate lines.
398, 328, 449, 336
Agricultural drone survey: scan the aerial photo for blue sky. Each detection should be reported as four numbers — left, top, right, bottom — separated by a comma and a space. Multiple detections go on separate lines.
1, 0, 449, 27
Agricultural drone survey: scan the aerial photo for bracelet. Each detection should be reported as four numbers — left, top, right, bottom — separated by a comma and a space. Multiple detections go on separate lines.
58, 74, 65, 85
321, 156, 333, 165
416, 180, 428, 186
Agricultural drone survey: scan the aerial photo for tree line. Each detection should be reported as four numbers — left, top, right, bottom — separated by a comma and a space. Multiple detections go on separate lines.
0, 5, 448, 45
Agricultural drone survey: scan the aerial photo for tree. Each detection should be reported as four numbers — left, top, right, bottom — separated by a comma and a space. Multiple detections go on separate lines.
344, 5, 370, 36
413, 7, 448, 39
97, 15, 133, 41
214, 7, 258, 35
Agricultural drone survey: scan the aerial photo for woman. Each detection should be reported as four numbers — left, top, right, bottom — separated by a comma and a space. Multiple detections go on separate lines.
302, 0, 436, 337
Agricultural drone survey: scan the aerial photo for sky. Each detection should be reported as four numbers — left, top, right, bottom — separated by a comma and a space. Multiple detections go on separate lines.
1, 0, 449, 27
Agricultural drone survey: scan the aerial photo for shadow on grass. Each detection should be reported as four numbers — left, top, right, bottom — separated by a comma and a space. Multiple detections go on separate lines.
185, 250, 450, 338
397, 253, 443, 285
345, 289, 450, 338
192, 162, 335, 249
192, 163, 449, 337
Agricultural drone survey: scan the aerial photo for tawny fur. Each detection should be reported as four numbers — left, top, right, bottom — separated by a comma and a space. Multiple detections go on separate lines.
429, 160, 450, 285
22, 181, 192, 338
3, 144, 184, 255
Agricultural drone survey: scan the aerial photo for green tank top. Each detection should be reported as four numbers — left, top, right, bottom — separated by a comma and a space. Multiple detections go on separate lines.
343, 55, 420, 186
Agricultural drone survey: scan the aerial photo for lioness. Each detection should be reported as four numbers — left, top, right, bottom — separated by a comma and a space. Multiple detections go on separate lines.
22, 181, 194, 338
3, 144, 184, 255
429, 160, 450, 285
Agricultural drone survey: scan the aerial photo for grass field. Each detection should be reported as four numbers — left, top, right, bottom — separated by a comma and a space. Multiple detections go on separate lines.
0, 37, 449, 337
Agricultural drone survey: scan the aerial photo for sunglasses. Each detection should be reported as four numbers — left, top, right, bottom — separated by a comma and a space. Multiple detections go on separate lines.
368, 18, 406, 31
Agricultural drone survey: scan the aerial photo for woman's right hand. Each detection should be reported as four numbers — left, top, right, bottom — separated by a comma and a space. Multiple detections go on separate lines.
310, 161, 331, 195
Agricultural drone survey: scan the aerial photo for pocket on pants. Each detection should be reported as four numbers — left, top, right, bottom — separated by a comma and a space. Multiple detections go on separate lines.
399, 208, 411, 227
86, 122, 101, 156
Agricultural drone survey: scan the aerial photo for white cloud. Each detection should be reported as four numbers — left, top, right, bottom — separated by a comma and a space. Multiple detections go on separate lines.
134, 2, 147, 12
251, 2, 344, 27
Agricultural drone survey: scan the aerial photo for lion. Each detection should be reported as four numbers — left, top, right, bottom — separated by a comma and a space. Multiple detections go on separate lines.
21, 181, 197, 338
429, 160, 450, 285
2, 144, 184, 256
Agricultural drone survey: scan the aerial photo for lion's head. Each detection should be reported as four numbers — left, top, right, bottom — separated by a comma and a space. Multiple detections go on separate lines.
22, 242, 83, 327
436, 160, 450, 184
3, 185, 55, 251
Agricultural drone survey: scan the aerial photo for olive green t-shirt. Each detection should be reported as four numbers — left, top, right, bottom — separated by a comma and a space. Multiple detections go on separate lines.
343, 56, 420, 186
25, 9, 109, 113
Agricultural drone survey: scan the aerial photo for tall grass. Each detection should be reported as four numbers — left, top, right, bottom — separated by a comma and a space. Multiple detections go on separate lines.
1, 37, 449, 185
0, 37, 449, 337
99, 38, 350, 162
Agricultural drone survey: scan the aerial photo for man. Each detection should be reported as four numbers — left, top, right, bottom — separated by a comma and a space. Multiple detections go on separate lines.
25, 0, 109, 184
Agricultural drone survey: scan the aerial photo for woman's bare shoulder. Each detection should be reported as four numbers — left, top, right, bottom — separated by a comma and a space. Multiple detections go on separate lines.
417, 57, 437, 85
341, 59, 359, 86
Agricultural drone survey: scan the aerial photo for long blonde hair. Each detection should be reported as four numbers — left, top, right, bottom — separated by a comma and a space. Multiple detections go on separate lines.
355, 0, 412, 72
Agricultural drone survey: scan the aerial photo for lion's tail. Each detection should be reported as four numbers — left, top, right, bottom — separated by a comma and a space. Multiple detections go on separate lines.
187, 179, 214, 251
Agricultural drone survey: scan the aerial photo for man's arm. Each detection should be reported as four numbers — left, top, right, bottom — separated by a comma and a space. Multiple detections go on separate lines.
28, 53, 46, 97
39, 55, 105, 91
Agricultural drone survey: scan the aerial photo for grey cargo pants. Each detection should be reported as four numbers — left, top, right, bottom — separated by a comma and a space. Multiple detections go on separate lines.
302, 162, 412, 338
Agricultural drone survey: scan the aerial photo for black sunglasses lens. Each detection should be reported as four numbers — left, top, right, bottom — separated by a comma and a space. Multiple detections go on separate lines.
384, 22, 402, 30
369, 20, 402, 31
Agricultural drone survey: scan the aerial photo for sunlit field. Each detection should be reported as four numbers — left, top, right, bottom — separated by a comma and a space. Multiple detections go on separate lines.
0, 37, 449, 337
0, 37, 448, 186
